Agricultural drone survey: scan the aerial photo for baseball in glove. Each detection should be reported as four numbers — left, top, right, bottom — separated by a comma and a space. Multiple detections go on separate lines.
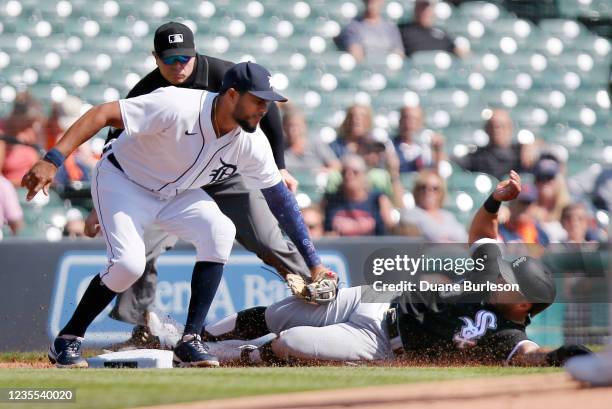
285, 270, 339, 304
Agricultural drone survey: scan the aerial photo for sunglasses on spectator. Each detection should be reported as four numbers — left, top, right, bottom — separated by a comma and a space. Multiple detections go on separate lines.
416, 184, 440, 192
162, 55, 191, 65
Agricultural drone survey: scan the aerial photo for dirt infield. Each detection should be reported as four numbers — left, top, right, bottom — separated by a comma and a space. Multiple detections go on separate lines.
139, 373, 612, 409
0, 362, 53, 369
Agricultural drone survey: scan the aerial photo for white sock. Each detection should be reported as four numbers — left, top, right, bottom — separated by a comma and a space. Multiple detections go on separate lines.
59, 334, 81, 341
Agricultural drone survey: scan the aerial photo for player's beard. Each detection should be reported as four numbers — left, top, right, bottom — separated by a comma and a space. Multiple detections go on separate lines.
235, 117, 257, 133
233, 111, 259, 133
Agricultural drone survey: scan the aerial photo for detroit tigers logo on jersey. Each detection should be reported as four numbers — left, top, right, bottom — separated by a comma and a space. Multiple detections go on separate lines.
209, 158, 237, 183
452, 310, 497, 349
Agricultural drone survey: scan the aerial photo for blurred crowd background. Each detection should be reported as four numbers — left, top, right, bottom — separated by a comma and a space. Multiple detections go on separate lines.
0, 0, 610, 247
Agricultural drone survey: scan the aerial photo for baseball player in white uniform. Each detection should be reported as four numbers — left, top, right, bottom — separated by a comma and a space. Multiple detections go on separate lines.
22, 62, 329, 368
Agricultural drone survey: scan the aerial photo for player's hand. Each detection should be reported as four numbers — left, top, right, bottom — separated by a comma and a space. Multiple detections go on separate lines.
309, 264, 338, 283
21, 160, 58, 201
492, 170, 521, 202
84, 210, 101, 237
309, 264, 329, 281
545, 344, 592, 366
304, 264, 339, 304
280, 169, 299, 193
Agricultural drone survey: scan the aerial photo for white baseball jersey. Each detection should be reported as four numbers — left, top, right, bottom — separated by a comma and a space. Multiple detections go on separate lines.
113, 87, 282, 198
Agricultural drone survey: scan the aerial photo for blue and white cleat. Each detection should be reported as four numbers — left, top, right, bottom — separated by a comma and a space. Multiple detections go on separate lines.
173, 334, 219, 367
48, 336, 88, 368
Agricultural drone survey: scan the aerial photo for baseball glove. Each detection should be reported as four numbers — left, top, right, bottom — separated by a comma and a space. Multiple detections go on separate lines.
286, 270, 339, 305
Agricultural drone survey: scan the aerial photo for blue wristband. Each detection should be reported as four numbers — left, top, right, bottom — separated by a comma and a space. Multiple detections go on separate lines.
43, 148, 65, 168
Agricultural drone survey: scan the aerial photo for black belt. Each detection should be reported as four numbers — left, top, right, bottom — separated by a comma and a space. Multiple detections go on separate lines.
107, 152, 123, 172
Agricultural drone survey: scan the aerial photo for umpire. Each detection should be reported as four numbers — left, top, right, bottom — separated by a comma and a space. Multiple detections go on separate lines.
85, 22, 308, 347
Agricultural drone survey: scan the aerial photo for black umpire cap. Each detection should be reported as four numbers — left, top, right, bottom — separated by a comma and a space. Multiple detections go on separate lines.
220, 62, 288, 102
154, 22, 196, 59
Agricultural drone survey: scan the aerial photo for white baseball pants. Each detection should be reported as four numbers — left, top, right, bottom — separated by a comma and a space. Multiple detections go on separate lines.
91, 156, 236, 292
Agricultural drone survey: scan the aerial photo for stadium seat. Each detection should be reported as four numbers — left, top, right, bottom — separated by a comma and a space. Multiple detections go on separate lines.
459, 1, 508, 21
324, 0, 363, 24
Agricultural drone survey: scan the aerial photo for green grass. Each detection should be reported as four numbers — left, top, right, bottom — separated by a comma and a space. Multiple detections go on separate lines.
0, 366, 559, 409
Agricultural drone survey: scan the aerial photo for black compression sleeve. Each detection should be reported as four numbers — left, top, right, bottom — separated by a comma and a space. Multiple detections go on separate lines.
260, 102, 286, 169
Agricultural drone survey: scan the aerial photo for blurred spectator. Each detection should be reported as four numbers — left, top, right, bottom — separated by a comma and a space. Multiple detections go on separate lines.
63, 208, 86, 238
327, 104, 404, 206
0, 92, 44, 186
0, 174, 23, 239
561, 203, 598, 244
334, 0, 404, 63
355, 140, 403, 206
399, 169, 467, 242
498, 184, 549, 245
330, 104, 374, 158
454, 109, 535, 180
283, 108, 340, 174
393, 105, 446, 173
49, 96, 98, 186
321, 154, 395, 236
302, 205, 325, 240
331, 105, 401, 188
560, 202, 604, 345
531, 155, 570, 242
592, 167, 612, 212
398, 0, 467, 57
568, 164, 612, 212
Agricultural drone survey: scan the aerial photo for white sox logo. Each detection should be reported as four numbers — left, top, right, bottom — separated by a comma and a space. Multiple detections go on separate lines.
209, 158, 237, 183
452, 310, 497, 349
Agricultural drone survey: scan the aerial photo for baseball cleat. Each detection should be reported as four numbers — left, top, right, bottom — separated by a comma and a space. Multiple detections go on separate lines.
173, 334, 219, 367
48, 336, 88, 368
103, 325, 162, 352
565, 351, 612, 386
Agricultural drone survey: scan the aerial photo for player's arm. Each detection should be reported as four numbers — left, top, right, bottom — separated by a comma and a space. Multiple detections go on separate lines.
508, 342, 592, 367
261, 181, 326, 276
239, 129, 326, 277
21, 102, 123, 200
468, 170, 521, 245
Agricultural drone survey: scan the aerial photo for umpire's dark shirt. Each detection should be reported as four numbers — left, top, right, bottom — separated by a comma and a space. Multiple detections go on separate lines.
106, 53, 286, 169
398, 23, 455, 57
455, 144, 524, 180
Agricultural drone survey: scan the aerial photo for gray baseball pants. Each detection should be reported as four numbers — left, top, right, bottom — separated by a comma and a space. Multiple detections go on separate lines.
265, 286, 394, 361
109, 174, 309, 325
